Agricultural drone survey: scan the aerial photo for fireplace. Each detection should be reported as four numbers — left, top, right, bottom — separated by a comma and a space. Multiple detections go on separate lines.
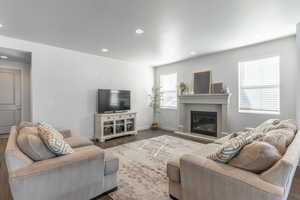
191, 111, 217, 137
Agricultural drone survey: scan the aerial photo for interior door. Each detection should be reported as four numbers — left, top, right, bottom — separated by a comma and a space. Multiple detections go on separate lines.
0, 68, 21, 134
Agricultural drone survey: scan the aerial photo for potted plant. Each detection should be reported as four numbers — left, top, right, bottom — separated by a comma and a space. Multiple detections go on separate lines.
149, 87, 163, 130
178, 82, 187, 95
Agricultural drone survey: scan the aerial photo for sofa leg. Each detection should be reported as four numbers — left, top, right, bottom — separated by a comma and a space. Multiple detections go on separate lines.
169, 194, 179, 200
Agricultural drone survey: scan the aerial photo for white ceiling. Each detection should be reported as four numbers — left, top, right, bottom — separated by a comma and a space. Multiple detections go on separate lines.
0, 0, 299, 67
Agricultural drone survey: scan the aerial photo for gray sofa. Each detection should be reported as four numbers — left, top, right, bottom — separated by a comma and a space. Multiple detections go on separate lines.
167, 131, 300, 200
5, 126, 119, 200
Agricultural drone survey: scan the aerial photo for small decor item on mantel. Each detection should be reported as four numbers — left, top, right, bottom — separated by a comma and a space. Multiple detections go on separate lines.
211, 82, 224, 94
149, 87, 163, 130
178, 82, 188, 95
193, 70, 212, 94
225, 87, 231, 94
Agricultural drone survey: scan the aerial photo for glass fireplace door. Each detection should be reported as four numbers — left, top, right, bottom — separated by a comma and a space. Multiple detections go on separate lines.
191, 111, 217, 137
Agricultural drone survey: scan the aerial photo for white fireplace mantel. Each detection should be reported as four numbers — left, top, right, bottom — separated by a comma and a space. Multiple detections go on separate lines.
176, 93, 231, 140
178, 94, 231, 105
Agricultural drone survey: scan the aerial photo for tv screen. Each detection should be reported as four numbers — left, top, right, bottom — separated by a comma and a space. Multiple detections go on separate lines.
98, 89, 131, 113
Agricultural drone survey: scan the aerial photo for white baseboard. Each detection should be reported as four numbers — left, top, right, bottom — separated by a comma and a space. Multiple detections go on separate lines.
158, 126, 176, 132
137, 125, 151, 131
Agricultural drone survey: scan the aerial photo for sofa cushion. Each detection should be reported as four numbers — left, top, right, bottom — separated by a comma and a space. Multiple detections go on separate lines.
229, 141, 281, 173
17, 121, 36, 131
64, 134, 93, 148
277, 119, 297, 133
58, 129, 72, 139
104, 153, 119, 175
167, 159, 180, 183
207, 131, 262, 163
17, 126, 56, 161
265, 129, 295, 146
258, 132, 287, 155
38, 122, 74, 155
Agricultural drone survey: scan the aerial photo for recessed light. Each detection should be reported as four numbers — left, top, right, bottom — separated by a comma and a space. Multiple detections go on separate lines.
190, 51, 196, 55
0, 56, 8, 60
101, 48, 109, 53
135, 29, 144, 34
0, 24, 3, 28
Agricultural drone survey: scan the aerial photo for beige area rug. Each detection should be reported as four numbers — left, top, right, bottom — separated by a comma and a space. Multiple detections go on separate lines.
107, 135, 205, 200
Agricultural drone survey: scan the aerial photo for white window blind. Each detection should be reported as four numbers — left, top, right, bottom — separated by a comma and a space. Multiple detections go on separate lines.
160, 73, 177, 108
239, 56, 280, 114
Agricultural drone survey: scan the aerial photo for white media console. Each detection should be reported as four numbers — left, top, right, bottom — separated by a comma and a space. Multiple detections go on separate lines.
95, 112, 137, 142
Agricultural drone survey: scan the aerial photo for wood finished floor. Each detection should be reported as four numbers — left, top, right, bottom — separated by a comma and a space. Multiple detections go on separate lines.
1, 129, 300, 200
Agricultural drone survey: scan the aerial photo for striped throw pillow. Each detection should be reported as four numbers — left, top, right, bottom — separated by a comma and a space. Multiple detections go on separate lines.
38, 122, 73, 155
207, 131, 263, 163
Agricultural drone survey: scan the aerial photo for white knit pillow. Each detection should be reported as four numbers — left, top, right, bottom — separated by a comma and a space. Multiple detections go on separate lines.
38, 122, 73, 155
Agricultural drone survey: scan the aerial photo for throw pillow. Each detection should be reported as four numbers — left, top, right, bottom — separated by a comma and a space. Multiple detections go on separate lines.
17, 126, 56, 161
38, 122, 74, 155
257, 132, 287, 155
229, 141, 281, 173
207, 131, 262, 163
265, 128, 295, 146
277, 119, 298, 133
255, 119, 280, 133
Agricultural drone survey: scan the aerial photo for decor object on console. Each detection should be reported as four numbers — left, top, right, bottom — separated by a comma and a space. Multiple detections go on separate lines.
5, 123, 119, 200
95, 112, 137, 142
193, 70, 212, 94
98, 89, 131, 113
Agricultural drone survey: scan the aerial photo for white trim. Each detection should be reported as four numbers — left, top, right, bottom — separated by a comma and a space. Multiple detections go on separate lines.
239, 109, 280, 115
158, 126, 177, 132
137, 125, 152, 131
159, 106, 177, 110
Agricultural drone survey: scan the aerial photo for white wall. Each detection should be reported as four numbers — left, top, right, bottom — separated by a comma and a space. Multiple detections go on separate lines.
0, 35, 153, 138
155, 36, 297, 132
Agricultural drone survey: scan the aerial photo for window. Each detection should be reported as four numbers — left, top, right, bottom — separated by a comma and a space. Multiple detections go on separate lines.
160, 73, 177, 108
239, 56, 280, 114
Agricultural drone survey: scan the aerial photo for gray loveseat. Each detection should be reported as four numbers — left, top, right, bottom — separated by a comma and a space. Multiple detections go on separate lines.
167, 131, 300, 200
5, 126, 119, 200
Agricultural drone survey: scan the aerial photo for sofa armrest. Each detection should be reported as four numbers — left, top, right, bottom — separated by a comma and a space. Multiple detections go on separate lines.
10, 145, 104, 178
180, 154, 284, 200
8, 146, 105, 200
59, 129, 72, 138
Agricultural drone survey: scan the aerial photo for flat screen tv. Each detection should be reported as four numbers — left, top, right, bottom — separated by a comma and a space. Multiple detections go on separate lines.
98, 89, 131, 113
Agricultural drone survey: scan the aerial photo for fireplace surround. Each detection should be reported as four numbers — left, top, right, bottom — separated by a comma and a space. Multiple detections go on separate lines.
175, 94, 231, 140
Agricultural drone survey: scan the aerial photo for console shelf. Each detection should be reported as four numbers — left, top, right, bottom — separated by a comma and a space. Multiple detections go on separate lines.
95, 112, 137, 142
